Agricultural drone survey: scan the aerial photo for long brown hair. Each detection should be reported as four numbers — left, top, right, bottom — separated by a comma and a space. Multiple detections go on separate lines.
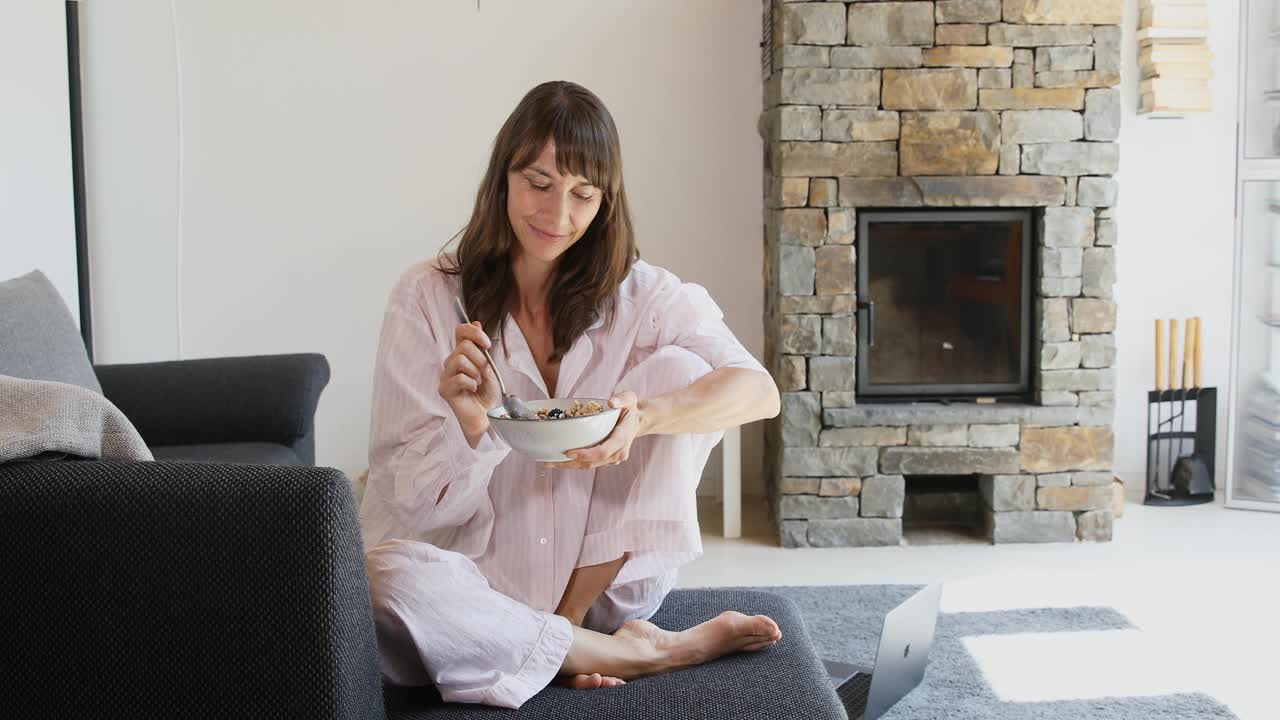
438, 81, 638, 363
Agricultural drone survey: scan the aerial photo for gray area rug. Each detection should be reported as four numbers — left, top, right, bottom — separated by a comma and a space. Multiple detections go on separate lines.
731, 584, 1236, 720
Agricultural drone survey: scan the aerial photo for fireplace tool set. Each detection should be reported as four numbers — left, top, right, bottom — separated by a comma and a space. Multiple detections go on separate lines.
1145, 317, 1216, 506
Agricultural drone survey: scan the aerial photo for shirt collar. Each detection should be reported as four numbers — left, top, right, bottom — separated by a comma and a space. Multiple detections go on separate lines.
498, 310, 603, 399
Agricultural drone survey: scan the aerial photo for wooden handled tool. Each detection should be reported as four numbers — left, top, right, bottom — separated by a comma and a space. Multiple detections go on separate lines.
1168, 318, 1181, 391
1193, 316, 1203, 389
1155, 319, 1166, 391
1183, 316, 1196, 390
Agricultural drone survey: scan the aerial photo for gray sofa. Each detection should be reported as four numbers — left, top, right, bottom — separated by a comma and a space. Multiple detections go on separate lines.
0, 460, 845, 719
0, 270, 846, 719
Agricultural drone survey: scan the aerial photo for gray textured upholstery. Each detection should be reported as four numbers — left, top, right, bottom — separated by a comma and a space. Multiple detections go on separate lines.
0, 461, 385, 720
0, 270, 100, 394
150, 441, 301, 465
383, 590, 846, 720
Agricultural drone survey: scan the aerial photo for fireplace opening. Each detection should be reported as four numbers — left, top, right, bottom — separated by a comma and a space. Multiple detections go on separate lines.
856, 209, 1033, 401
902, 475, 986, 545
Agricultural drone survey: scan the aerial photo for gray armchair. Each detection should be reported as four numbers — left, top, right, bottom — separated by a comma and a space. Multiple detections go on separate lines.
1, 269, 328, 465
95, 353, 330, 465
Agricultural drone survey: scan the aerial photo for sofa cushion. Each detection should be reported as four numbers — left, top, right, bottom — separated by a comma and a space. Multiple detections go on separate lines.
382, 588, 846, 720
0, 270, 100, 394
151, 442, 303, 465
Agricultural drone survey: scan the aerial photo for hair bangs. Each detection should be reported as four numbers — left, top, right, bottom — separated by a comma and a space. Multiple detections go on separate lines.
551, 110, 616, 194
509, 105, 617, 195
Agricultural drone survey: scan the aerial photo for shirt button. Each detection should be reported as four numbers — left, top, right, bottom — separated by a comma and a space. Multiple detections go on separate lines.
539, 537, 548, 545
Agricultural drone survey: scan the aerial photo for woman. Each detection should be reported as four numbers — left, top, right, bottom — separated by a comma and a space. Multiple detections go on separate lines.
360, 81, 782, 709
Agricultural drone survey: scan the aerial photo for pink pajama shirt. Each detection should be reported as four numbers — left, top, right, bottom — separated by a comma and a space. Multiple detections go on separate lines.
359, 257, 767, 708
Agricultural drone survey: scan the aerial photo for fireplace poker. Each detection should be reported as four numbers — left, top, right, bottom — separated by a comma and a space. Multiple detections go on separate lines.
1154, 319, 1167, 496
1164, 318, 1181, 497
1178, 316, 1196, 480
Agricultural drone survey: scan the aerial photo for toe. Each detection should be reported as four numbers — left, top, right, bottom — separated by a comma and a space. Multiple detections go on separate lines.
743, 614, 780, 639
758, 614, 781, 635
724, 610, 768, 634
563, 673, 604, 689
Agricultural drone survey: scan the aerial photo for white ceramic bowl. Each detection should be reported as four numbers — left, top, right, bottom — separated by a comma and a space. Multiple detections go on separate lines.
487, 398, 621, 462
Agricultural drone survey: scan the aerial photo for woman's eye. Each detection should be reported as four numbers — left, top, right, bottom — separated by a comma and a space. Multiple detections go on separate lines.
525, 176, 592, 201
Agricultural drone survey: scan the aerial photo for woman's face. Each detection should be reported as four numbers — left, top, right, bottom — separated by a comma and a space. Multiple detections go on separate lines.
506, 140, 603, 266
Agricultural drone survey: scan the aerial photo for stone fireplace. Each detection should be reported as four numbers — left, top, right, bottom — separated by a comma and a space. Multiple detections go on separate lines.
761, 0, 1120, 547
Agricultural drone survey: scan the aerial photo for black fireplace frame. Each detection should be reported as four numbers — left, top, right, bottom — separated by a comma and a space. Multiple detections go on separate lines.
855, 208, 1034, 401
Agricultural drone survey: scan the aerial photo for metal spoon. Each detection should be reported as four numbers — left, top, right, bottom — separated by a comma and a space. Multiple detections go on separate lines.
452, 298, 539, 420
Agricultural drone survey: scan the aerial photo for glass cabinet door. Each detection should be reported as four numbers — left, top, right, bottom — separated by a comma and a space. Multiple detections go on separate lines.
1242, 0, 1280, 159
1228, 181, 1280, 508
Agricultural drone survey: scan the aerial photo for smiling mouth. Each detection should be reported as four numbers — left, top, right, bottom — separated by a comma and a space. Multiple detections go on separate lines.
531, 224, 566, 241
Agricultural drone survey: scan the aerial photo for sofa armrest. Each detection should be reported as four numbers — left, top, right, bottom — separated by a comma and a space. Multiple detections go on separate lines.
94, 353, 330, 458
0, 460, 383, 720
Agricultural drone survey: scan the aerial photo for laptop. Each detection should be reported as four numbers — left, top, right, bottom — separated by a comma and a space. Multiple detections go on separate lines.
822, 583, 942, 720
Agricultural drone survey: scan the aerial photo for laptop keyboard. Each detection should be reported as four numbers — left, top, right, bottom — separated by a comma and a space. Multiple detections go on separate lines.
837, 672, 873, 718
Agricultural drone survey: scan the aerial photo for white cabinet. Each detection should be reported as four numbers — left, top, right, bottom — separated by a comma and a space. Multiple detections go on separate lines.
1228, 183, 1280, 508
1227, 0, 1280, 510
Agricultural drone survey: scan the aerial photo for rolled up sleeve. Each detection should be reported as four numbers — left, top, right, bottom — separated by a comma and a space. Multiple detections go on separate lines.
638, 274, 767, 375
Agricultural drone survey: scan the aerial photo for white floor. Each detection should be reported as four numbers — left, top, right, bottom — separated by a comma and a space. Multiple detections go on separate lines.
681, 495, 1280, 720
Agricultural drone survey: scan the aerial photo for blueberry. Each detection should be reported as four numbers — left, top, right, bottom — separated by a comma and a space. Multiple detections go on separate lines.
547, 408, 565, 419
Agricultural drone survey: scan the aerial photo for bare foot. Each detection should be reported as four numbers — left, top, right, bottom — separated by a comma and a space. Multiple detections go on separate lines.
561, 672, 626, 689
561, 611, 781, 681
614, 611, 782, 674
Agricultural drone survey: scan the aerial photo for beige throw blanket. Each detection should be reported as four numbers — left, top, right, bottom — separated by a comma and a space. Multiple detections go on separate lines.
0, 374, 153, 463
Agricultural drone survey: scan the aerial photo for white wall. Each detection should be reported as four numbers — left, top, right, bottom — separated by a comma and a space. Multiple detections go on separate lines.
0, 0, 79, 322
79, 0, 765, 494
1114, 0, 1241, 492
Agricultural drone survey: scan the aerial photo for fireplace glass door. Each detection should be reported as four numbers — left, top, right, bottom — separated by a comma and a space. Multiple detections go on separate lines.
856, 209, 1032, 399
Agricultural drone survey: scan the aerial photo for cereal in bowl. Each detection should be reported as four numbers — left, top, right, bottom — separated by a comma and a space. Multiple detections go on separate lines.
535, 400, 605, 420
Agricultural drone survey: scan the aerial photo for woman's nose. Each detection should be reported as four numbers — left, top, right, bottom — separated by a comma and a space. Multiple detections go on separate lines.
540, 193, 572, 231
